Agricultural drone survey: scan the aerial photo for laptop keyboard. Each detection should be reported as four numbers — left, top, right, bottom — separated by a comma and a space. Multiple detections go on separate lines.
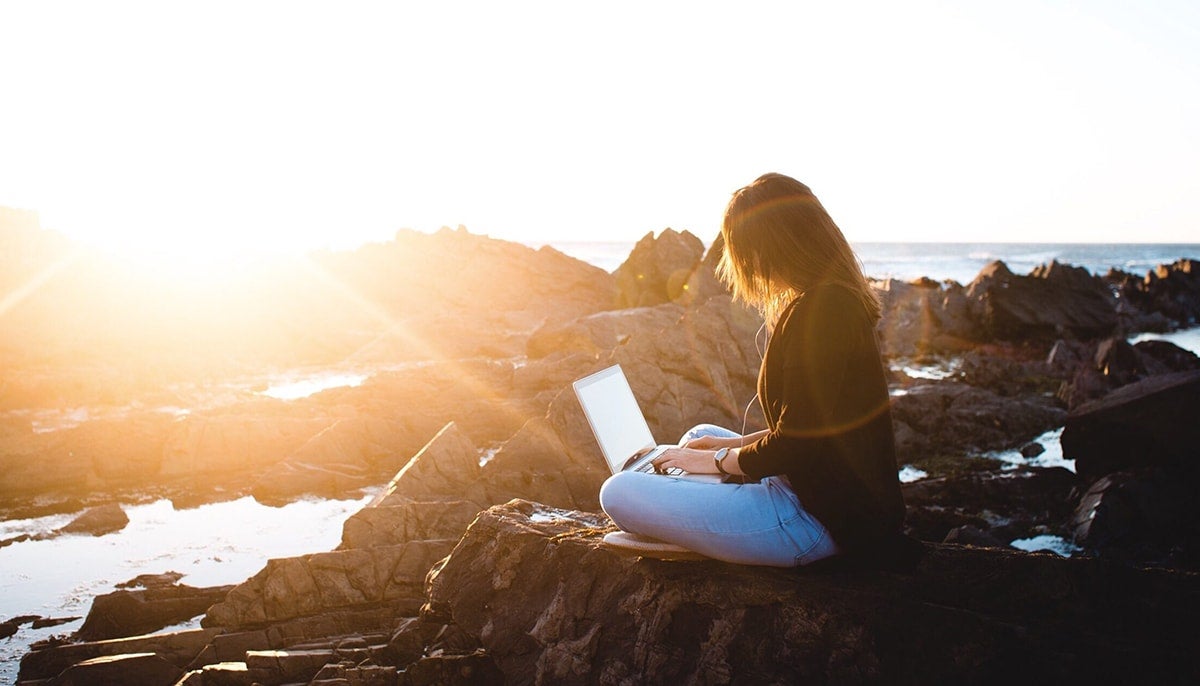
635, 461, 683, 476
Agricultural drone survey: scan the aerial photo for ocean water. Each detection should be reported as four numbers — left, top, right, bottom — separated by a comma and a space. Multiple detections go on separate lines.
546, 240, 1200, 285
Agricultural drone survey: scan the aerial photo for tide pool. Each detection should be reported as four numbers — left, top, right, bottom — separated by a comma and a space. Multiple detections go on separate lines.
0, 493, 372, 683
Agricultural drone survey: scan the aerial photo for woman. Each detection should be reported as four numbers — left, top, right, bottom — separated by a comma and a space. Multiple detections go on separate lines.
599, 173, 904, 567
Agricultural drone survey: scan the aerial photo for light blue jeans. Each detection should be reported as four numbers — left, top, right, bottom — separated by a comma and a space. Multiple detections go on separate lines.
599, 424, 840, 567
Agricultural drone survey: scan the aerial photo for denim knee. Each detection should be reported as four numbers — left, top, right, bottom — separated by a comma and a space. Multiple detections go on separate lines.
599, 471, 639, 527
679, 423, 739, 443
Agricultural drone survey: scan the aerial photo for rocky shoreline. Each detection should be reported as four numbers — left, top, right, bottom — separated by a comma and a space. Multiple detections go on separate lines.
4, 225, 1200, 683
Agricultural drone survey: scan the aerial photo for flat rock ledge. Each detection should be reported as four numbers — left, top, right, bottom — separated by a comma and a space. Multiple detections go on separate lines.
428, 500, 1200, 685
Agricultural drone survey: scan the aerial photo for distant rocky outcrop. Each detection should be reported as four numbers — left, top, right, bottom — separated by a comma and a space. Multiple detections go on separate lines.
966, 260, 1118, 341
613, 228, 706, 307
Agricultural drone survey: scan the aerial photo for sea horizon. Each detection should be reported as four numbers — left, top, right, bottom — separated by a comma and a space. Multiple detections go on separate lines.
538, 239, 1200, 286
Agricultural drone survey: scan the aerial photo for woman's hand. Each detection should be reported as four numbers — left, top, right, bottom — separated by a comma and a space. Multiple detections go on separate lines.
652, 447, 722, 475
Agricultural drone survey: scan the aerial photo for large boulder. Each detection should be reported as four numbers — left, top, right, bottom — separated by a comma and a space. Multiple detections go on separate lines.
427, 500, 1200, 685
612, 229, 705, 308
1061, 369, 1200, 482
1073, 467, 1200, 568
966, 260, 1118, 341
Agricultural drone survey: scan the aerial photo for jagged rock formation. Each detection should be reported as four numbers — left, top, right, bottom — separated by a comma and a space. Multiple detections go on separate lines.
424, 500, 1200, 685
613, 228, 706, 307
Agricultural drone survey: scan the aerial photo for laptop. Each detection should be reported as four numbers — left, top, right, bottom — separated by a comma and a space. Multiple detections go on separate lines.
572, 365, 724, 483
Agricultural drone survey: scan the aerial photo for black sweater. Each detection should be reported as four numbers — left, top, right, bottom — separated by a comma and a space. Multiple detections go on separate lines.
737, 283, 905, 553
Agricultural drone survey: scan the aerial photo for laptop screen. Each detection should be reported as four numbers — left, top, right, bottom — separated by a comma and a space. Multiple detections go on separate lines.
572, 365, 656, 472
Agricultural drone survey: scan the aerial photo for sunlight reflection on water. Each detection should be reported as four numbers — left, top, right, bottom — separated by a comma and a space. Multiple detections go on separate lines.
0, 493, 373, 682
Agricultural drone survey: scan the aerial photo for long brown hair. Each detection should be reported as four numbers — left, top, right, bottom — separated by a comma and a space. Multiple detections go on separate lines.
716, 173, 880, 326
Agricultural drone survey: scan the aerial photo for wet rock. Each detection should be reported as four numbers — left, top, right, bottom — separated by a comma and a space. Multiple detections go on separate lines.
76, 578, 234, 641
891, 381, 1066, 464
613, 228, 705, 308
58, 503, 129, 536
1019, 442, 1045, 458
1062, 370, 1200, 482
427, 499, 1199, 685
901, 467, 1078, 543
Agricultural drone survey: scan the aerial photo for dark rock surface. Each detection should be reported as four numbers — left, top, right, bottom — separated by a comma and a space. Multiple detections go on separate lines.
1062, 369, 1200, 482
966, 260, 1118, 341
901, 467, 1078, 544
77, 576, 234, 642
890, 381, 1066, 466
427, 500, 1200, 685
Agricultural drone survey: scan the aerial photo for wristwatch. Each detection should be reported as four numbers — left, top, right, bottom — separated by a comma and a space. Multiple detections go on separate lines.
714, 447, 731, 476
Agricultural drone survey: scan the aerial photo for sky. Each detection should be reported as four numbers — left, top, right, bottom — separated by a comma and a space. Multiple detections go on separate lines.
1, 1, 1198, 264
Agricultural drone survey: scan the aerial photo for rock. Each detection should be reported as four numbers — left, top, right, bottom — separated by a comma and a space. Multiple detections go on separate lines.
953, 344, 1060, 397
1134, 338, 1200, 375
47, 652, 184, 686
901, 467, 1078, 543
250, 417, 408, 503
1115, 258, 1200, 327
942, 525, 1006, 549
875, 278, 978, 356
1061, 370, 1200, 482
677, 232, 730, 307
1072, 468, 1200, 568
427, 499, 1200, 685
76, 579, 234, 641
405, 649, 504, 686
612, 229, 705, 308
161, 415, 336, 481
339, 498, 483, 551
1019, 441, 1045, 458
890, 382, 1066, 465
32, 615, 82, 629
58, 503, 129, 536
965, 260, 1117, 341
526, 304, 685, 359
18, 628, 220, 684
375, 423, 482, 503
201, 541, 443, 631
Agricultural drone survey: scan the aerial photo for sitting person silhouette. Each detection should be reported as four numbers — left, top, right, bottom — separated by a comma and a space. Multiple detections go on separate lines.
600, 173, 905, 566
